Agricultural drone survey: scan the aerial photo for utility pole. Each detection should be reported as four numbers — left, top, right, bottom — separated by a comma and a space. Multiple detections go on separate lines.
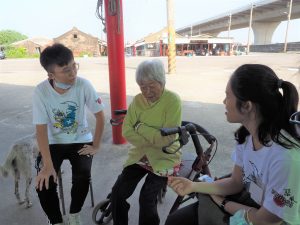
246, 3, 254, 55
167, 0, 176, 74
284, 0, 293, 53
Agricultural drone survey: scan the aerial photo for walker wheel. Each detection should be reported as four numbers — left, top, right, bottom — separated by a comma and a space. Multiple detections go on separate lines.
92, 199, 113, 224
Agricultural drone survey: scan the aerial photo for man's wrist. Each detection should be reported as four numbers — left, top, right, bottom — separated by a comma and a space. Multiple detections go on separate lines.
92, 142, 100, 148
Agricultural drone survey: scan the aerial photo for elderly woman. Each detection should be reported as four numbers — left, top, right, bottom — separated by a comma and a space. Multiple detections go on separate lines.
110, 59, 182, 225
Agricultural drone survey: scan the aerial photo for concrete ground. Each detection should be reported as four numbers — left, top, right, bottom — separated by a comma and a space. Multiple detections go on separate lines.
0, 53, 299, 225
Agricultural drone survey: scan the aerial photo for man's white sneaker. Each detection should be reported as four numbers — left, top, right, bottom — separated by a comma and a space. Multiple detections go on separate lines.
68, 213, 82, 225
48, 219, 65, 225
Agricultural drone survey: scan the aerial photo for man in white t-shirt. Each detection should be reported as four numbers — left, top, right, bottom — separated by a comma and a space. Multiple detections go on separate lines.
33, 43, 105, 225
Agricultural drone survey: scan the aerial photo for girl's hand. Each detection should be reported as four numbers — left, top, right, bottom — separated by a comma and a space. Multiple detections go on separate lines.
78, 144, 99, 157
168, 176, 196, 196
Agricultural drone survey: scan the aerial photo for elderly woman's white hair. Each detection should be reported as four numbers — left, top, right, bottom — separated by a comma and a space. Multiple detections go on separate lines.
135, 59, 166, 86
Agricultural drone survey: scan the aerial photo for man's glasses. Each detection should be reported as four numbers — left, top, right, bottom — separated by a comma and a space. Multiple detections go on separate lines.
289, 111, 300, 125
54, 62, 79, 75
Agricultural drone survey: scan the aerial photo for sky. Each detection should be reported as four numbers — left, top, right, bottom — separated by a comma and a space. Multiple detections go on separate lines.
1, 0, 299, 45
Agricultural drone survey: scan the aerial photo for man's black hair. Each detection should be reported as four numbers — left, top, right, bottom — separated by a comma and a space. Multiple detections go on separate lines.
40, 43, 74, 72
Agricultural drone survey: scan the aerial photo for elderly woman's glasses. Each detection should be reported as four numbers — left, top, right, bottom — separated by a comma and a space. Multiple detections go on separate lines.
289, 111, 300, 125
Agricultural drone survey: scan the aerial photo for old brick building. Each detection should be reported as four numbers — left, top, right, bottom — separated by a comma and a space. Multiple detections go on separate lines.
54, 27, 100, 57
11, 37, 53, 55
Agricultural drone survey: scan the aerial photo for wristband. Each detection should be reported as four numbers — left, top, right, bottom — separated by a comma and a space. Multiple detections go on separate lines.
220, 199, 229, 212
245, 207, 253, 224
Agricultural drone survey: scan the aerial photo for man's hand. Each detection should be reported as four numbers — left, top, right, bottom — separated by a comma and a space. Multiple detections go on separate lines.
35, 165, 57, 191
78, 144, 100, 156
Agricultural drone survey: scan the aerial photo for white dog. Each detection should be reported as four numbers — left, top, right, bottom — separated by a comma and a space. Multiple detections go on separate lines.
0, 134, 38, 208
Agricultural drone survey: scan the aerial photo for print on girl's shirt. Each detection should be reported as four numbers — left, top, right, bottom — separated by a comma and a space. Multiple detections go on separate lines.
272, 189, 297, 208
243, 160, 263, 187
242, 160, 264, 204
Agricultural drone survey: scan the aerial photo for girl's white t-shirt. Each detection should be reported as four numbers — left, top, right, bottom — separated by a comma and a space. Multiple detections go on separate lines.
32, 76, 104, 144
232, 134, 300, 224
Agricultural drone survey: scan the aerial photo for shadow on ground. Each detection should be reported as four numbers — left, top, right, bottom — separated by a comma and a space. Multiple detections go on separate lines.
0, 83, 238, 225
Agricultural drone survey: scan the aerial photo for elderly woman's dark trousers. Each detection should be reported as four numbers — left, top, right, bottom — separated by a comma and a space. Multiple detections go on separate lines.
111, 164, 167, 225
36, 143, 92, 224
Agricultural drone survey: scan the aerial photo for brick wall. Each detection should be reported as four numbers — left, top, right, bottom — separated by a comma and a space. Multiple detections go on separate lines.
54, 29, 100, 57
13, 41, 45, 55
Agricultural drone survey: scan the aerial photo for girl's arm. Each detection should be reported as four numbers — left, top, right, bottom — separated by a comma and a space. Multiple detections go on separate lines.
169, 163, 283, 224
211, 195, 282, 224
168, 165, 244, 196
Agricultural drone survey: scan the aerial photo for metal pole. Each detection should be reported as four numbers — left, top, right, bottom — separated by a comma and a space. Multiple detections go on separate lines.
284, 0, 293, 53
104, 0, 127, 144
167, 0, 176, 74
228, 13, 232, 38
246, 3, 254, 55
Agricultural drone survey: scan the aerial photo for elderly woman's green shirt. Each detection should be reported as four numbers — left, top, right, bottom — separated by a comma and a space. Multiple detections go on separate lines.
122, 89, 182, 173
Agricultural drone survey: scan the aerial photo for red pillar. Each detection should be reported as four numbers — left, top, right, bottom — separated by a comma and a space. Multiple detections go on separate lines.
104, 0, 127, 144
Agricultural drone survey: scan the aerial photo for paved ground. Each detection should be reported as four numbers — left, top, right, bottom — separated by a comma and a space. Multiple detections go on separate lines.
0, 53, 299, 225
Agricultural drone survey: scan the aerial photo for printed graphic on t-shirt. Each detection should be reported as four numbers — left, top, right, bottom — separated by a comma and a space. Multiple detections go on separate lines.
243, 160, 263, 188
272, 188, 297, 208
52, 101, 78, 134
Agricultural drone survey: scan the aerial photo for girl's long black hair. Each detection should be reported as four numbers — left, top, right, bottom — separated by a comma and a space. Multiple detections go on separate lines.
230, 64, 300, 148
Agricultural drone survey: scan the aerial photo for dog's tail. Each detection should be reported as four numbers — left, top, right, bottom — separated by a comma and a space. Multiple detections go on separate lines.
0, 145, 18, 177
0, 165, 9, 177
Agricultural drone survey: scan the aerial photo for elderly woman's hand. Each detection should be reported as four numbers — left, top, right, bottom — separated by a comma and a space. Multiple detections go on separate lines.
133, 121, 144, 132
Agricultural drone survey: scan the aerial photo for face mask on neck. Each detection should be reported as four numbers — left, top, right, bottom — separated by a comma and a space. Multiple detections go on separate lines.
54, 80, 72, 90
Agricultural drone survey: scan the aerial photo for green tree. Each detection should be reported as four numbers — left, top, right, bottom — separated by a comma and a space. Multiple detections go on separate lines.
5, 46, 28, 58
0, 30, 27, 46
